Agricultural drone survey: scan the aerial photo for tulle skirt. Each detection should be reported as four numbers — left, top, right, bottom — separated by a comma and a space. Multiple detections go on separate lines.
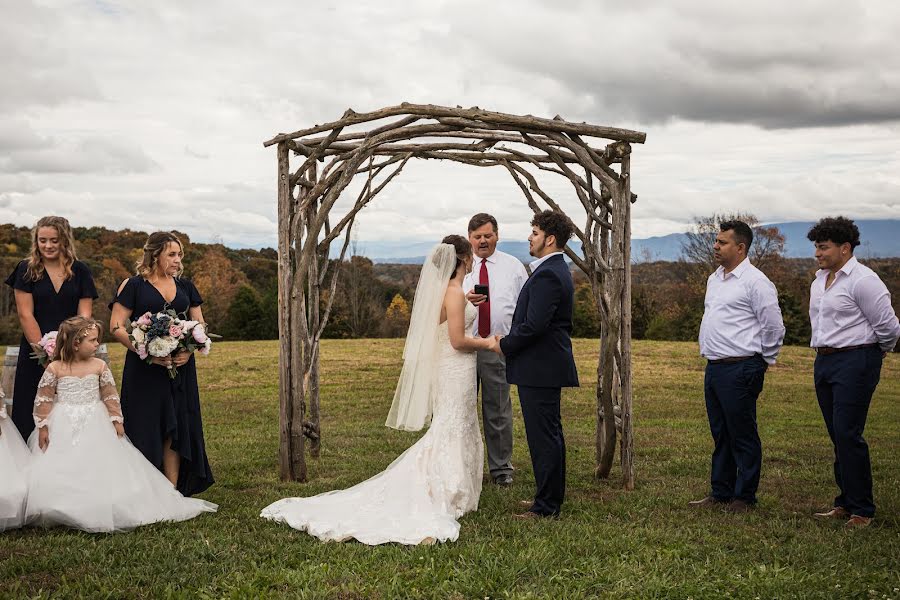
25, 401, 217, 533
0, 416, 29, 531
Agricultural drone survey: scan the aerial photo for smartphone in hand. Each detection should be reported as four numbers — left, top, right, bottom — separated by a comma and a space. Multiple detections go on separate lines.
474, 284, 489, 301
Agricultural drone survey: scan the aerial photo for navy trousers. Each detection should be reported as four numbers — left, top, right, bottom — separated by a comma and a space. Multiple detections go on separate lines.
704, 355, 767, 504
518, 385, 565, 516
814, 346, 883, 518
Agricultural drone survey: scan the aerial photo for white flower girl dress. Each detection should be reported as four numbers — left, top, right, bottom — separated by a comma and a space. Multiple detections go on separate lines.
25, 362, 217, 532
0, 399, 30, 531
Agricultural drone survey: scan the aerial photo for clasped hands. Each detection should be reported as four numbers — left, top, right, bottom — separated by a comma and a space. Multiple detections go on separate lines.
485, 334, 504, 355
150, 350, 192, 368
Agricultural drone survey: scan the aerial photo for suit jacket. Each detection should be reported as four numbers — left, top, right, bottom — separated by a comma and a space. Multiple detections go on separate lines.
500, 254, 579, 388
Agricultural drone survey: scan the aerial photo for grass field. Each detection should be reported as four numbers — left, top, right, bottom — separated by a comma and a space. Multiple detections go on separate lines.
1, 339, 898, 599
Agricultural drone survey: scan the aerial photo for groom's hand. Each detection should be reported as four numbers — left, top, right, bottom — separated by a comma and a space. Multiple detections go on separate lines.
466, 291, 487, 306
493, 334, 504, 356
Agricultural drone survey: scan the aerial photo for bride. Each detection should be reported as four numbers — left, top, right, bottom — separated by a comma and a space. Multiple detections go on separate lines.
260, 235, 499, 545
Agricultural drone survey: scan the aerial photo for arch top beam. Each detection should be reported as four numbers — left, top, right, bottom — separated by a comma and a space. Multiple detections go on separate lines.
264, 103, 647, 147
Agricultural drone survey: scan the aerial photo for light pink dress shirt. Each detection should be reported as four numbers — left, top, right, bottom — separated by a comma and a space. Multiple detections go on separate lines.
809, 256, 900, 352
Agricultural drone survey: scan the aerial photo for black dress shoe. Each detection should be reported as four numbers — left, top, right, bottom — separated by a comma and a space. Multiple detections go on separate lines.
493, 474, 513, 487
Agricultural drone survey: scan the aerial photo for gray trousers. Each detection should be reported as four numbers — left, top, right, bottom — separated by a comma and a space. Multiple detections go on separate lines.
476, 349, 514, 477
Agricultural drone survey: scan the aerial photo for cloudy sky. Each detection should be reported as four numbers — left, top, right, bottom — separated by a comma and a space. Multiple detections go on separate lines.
2, 1, 899, 250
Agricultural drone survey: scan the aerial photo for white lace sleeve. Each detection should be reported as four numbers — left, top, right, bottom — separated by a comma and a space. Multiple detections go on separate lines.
99, 365, 123, 424
37, 369, 57, 388
34, 367, 58, 428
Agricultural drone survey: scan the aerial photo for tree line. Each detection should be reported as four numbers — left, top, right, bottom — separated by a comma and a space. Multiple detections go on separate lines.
1, 220, 896, 346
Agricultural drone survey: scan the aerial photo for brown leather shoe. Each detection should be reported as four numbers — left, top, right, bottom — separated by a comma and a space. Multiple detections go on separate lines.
845, 515, 872, 528
814, 507, 850, 520
513, 511, 542, 520
724, 499, 753, 513
688, 496, 728, 508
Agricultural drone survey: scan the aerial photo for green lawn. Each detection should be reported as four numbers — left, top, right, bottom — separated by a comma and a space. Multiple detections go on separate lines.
2, 339, 898, 599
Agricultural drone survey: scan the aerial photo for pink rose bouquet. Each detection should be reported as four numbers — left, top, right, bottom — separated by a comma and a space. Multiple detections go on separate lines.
30, 331, 58, 366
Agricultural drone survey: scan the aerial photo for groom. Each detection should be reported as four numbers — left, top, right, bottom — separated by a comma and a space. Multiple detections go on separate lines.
498, 210, 579, 518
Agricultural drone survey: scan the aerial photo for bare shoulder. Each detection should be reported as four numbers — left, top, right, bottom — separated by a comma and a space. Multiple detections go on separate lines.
445, 282, 465, 307
91, 357, 108, 373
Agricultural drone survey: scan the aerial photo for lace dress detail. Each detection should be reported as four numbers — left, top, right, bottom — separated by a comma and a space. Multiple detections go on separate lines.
261, 301, 483, 545
33, 366, 124, 439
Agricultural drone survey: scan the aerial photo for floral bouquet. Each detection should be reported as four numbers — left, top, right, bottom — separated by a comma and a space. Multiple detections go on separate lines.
128, 308, 217, 378
30, 331, 58, 366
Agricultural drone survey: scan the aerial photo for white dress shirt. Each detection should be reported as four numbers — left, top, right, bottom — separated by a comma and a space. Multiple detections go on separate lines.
528, 251, 564, 272
809, 256, 900, 352
698, 258, 785, 364
463, 250, 528, 337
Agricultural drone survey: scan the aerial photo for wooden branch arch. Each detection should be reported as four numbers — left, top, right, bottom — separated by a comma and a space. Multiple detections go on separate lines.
266, 103, 646, 489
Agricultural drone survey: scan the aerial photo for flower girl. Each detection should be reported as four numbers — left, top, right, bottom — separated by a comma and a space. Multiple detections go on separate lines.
25, 317, 217, 532
0, 394, 30, 531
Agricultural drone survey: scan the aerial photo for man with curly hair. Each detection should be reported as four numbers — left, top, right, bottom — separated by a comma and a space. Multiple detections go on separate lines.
498, 210, 579, 518
807, 216, 899, 528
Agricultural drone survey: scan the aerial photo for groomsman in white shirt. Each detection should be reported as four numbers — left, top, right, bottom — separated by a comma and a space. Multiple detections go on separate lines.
806, 216, 900, 528
691, 220, 785, 513
464, 213, 528, 486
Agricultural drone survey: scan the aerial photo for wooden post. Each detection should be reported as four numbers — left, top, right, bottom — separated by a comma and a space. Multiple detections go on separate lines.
306, 165, 322, 458
620, 155, 635, 490
600, 182, 626, 481
276, 142, 306, 481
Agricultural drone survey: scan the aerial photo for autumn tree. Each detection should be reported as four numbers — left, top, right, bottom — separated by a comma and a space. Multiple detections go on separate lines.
680, 213, 786, 278
381, 293, 411, 337
189, 246, 249, 329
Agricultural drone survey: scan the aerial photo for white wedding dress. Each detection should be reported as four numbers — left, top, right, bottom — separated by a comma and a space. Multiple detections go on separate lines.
0, 402, 30, 531
25, 365, 217, 532
261, 301, 483, 545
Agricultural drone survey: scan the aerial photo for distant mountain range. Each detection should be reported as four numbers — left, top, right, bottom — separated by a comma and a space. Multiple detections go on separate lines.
344, 219, 899, 263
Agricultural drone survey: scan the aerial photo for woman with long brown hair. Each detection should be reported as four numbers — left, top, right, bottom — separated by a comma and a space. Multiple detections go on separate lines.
108, 231, 214, 497
4, 216, 97, 440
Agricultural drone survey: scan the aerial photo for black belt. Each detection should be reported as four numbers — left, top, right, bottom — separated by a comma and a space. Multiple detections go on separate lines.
707, 355, 757, 365
815, 343, 878, 356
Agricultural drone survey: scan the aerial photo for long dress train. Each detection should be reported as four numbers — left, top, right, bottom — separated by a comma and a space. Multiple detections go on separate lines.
261, 302, 483, 545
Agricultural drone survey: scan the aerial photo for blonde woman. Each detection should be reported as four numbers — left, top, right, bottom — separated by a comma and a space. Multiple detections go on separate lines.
4, 216, 97, 440
108, 231, 214, 497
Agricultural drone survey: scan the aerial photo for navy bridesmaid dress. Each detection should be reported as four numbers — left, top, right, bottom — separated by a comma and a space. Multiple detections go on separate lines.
110, 276, 214, 496
4, 259, 97, 440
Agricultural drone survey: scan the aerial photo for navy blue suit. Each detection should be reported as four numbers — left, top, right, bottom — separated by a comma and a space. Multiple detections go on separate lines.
500, 253, 578, 516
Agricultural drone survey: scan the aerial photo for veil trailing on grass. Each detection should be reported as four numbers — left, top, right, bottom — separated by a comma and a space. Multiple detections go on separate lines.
385, 243, 456, 431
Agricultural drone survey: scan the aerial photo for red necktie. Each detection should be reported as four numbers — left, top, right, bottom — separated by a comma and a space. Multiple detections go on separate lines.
478, 258, 491, 338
